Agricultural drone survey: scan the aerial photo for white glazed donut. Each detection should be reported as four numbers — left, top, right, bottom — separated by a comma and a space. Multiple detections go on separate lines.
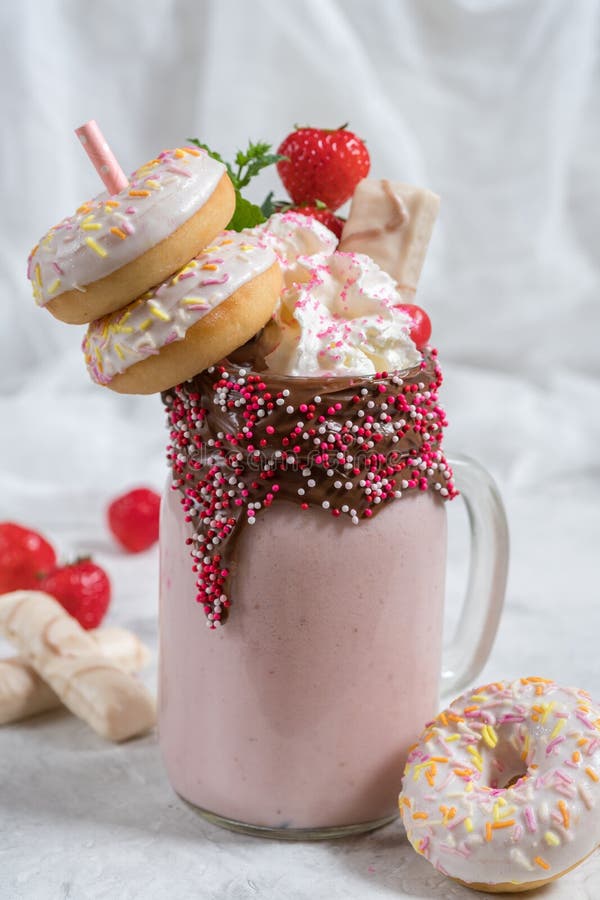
28, 147, 235, 323
82, 230, 281, 394
400, 678, 600, 893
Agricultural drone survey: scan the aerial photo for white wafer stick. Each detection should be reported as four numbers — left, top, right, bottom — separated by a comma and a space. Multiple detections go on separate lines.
339, 178, 440, 296
0, 626, 150, 725
0, 591, 155, 742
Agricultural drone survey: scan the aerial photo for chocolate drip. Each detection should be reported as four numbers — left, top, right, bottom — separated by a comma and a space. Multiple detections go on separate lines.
162, 351, 456, 628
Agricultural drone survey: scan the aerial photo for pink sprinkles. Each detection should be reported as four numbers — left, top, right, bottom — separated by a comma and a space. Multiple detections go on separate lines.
163, 351, 457, 627
400, 678, 600, 885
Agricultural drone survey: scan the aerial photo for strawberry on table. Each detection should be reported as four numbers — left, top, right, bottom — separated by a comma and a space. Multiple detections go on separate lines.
0, 522, 57, 593
108, 487, 161, 553
277, 125, 370, 212
39, 560, 111, 630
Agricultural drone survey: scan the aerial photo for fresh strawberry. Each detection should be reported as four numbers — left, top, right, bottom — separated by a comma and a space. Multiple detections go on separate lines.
394, 303, 432, 349
0, 522, 57, 593
292, 206, 345, 239
277, 125, 370, 211
107, 488, 161, 553
39, 559, 111, 630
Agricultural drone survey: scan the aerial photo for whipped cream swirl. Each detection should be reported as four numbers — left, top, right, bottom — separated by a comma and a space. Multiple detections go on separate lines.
259, 251, 420, 377
245, 211, 338, 287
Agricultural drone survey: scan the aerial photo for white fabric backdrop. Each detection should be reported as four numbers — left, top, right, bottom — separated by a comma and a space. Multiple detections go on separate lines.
1, 2, 599, 898
3, 0, 600, 381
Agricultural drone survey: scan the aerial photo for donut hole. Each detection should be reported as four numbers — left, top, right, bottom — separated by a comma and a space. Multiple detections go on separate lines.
502, 769, 528, 789
482, 730, 530, 790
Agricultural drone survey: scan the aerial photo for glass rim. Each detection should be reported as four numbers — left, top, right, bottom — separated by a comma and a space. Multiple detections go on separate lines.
216, 352, 430, 388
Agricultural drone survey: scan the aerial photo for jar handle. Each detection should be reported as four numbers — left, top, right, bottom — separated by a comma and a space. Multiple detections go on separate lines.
440, 455, 509, 699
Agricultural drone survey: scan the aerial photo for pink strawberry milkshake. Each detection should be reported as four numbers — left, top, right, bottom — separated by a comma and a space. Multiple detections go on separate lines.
159, 486, 447, 830
158, 332, 457, 834
158, 220, 461, 835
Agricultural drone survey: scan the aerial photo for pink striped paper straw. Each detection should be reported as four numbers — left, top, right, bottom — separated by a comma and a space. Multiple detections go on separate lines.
75, 120, 128, 195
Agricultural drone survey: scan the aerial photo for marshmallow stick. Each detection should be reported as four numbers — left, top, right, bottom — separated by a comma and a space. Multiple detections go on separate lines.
339, 179, 440, 296
0, 592, 155, 742
0, 626, 150, 726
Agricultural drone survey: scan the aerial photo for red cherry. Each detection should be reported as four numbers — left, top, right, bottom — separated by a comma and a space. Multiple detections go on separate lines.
0, 522, 57, 592
107, 488, 161, 553
394, 303, 432, 349
39, 560, 111, 630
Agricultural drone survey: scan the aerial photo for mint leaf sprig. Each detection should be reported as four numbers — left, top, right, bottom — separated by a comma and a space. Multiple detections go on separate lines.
187, 138, 287, 231
232, 141, 285, 189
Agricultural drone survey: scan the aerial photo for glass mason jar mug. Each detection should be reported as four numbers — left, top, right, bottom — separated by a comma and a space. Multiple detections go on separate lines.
158, 356, 509, 839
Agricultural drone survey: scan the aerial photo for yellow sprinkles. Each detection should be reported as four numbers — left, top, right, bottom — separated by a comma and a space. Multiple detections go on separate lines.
466, 745, 483, 772
82, 226, 275, 390
85, 237, 107, 257
149, 304, 171, 322
29, 147, 227, 306
481, 725, 498, 748
399, 678, 600, 886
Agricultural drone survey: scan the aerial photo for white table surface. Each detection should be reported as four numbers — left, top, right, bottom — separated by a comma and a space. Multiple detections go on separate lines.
1, 357, 599, 900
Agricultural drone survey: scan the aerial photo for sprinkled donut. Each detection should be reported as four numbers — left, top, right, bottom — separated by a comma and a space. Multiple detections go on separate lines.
400, 678, 600, 893
28, 147, 235, 324
82, 231, 281, 395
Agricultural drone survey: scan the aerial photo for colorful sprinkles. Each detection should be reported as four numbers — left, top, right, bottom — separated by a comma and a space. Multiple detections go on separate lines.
82, 232, 276, 385
27, 148, 225, 305
162, 351, 457, 628
400, 678, 600, 887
